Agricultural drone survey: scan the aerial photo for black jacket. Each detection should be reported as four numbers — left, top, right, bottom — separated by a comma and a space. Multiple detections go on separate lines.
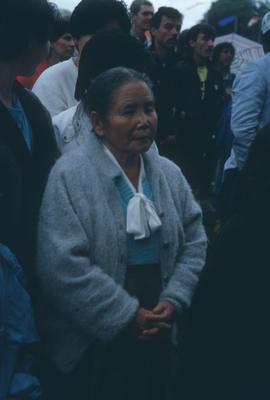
180, 208, 269, 399
0, 81, 58, 279
173, 58, 224, 151
148, 49, 180, 143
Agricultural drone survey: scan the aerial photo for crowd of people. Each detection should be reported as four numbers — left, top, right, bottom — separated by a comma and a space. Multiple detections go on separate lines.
0, 0, 269, 398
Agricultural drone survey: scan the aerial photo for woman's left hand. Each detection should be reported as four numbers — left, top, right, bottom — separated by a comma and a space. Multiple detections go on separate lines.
152, 301, 175, 321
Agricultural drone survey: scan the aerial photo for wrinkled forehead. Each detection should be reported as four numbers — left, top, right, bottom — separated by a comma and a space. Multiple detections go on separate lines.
102, 82, 153, 114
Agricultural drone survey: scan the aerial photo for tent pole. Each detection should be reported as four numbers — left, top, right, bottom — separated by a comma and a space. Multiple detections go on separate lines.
234, 17, 238, 33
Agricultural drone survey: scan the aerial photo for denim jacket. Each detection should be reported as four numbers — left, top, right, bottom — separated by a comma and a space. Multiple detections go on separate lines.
0, 244, 41, 400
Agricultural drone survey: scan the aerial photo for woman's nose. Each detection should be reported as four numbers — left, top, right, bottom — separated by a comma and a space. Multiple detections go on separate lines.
137, 111, 149, 127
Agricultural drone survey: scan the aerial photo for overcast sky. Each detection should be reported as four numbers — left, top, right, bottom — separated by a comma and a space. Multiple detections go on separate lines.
53, 0, 214, 29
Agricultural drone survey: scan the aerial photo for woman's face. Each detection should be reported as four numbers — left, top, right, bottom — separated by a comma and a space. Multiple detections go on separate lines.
92, 80, 157, 159
51, 32, 75, 60
219, 48, 234, 68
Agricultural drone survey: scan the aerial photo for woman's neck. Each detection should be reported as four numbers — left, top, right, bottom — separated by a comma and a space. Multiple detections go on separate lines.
110, 148, 141, 191
0, 62, 17, 107
124, 158, 141, 190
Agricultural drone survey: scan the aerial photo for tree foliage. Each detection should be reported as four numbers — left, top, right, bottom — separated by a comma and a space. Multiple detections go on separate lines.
202, 0, 270, 41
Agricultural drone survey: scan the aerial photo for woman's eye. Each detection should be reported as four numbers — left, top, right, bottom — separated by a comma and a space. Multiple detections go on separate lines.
123, 109, 134, 115
145, 106, 154, 113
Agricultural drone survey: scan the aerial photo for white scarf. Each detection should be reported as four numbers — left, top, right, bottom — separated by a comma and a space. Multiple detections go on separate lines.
103, 146, 162, 240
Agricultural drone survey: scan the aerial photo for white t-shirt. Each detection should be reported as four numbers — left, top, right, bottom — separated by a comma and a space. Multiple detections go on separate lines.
32, 58, 79, 117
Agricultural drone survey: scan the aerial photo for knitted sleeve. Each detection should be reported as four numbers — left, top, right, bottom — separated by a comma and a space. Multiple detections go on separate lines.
160, 166, 207, 314
36, 160, 139, 342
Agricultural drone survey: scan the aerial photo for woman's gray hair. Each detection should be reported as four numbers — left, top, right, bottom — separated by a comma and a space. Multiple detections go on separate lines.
86, 67, 154, 120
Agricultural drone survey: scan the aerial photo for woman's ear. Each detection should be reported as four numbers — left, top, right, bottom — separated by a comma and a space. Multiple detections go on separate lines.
90, 111, 105, 138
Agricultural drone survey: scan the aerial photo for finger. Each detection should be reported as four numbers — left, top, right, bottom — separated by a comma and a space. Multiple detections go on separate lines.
156, 321, 172, 330
152, 304, 166, 314
144, 312, 165, 322
142, 327, 160, 336
151, 310, 170, 320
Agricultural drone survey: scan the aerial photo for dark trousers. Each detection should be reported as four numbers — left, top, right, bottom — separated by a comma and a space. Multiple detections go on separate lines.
174, 143, 217, 201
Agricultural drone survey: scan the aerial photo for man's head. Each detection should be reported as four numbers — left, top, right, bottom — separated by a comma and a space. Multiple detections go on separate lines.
0, 0, 54, 62
50, 9, 72, 43
130, 0, 154, 38
49, 10, 75, 62
187, 24, 216, 64
70, 0, 131, 54
151, 7, 183, 56
261, 12, 270, 53
75, 30, 153, 100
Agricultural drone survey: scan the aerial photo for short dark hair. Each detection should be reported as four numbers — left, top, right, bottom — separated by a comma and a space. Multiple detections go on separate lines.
0, 0, 55, 60
187, 23, 216, 43
130, 0, 153, 15
87, 67, 153, 120
212, 42, 235, 65
50, 10, 72, 43
70, 0, 130, 39
151, 7, 183, 29
76, 30, 153, 101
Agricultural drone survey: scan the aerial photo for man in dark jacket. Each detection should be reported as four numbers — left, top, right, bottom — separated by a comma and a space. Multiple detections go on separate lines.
0, 0, 58, 288
173, 24, 224, 199
149, 6, 182, 150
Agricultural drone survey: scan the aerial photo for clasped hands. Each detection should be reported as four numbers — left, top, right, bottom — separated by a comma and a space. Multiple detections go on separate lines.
132, 301, 175, 341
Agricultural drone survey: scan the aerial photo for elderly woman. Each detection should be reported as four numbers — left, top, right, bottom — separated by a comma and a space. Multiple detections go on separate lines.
36, 67, 207, 399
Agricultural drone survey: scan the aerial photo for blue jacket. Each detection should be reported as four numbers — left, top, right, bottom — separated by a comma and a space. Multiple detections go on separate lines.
225, 52, 270, 171
0, 244, 41, 400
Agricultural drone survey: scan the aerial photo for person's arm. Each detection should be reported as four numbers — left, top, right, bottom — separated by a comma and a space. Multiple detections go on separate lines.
159, 174, 207, 315
230, 61, 266, 170
36, 161, 139, 343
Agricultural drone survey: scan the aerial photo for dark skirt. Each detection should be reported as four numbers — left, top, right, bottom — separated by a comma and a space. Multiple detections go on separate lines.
41, 264, 176, 400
